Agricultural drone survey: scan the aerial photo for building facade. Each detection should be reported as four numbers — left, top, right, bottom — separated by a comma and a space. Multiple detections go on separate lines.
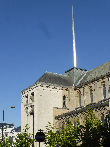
21, 61, 110, 147
0, 123, 21, 142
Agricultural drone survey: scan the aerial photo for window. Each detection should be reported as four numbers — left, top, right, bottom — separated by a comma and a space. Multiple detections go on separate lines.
30, 92, 34, 102
25, 94, 28, 104
101, 113, 104, 122
31, 92, 34, 96
103, 83, 106, 99
90, 88, 93, 103
73, 120, 76, 126
83, 87, 85, 106
63, 95, 66, 107
62, 122, 64, 130
79, 91, 81, 107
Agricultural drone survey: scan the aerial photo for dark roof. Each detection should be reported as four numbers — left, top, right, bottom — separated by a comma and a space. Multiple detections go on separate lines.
76, 61, 110, 87
22, 61, 110, 92
36, 72, 73, 86
65, 67, 87, 73
0, 123, 14, 128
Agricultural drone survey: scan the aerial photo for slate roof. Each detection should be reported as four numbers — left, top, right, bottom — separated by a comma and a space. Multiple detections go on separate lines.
76, 61, 110, 87
36, 72, 73, 86
22, 61, 110, 92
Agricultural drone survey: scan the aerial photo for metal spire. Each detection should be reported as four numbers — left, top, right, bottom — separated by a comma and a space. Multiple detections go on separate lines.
72, 4, 77, 67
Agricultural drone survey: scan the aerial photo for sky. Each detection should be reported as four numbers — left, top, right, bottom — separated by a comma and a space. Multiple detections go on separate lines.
0, 0, 110, 127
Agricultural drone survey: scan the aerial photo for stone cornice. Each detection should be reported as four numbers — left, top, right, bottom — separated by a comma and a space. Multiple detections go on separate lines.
21, 81, 72, 95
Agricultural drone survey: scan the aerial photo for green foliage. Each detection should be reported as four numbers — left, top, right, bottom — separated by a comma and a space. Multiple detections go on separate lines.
13, 124, 35, 147
44, 119, 81, 147
101, 113, 110, 147
44, 108, 110, 147
0, 138, 12, 147
80, 108, 102, 147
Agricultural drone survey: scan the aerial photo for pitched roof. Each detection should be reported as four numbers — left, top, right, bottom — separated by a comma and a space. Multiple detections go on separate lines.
36, 72, 73, 86
76, 61, 110, 87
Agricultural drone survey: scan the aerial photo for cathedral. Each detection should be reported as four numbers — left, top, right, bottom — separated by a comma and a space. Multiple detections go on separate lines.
21, 61, 110, 147
21, 5, 110, 147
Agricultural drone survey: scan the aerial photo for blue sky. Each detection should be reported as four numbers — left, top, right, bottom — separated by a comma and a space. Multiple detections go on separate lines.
0, 0, 110, 127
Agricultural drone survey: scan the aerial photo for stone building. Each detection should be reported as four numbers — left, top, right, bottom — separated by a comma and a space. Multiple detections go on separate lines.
54, 61, 110, 128
21, 61, 110, 147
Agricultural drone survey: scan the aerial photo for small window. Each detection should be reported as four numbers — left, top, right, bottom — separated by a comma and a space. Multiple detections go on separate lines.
79, 91, 81, 107
62, 122, 64, 130
73, 120, 76, 126
103, 83, 106, 99
90, 88, 93, 103
31, 92, 34, 96
63, 95, 66, 107
83, 87, 85, 96
25, 94, 28, 104
101, 113, 104, 122
30, 92, 34, 102
83, 87, 85, 106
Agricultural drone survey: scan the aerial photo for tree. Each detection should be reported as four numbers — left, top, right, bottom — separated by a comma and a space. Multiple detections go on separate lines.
101, 112, 110, 147
44, 108, 110, 147
13, 124, 35, 147
0, 138, 12, 147
80, 108, 102, 147
44, 119, 81, 147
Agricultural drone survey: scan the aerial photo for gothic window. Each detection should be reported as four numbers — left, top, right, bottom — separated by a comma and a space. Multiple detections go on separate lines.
83, 87, 85, 106
73, 120, 76, 126
63, 95, 66, 107
103, 83, 106, 99
90, 88, 93, 103
62, 122, 64, 130
101, 113, 104, 122
79, 91, 81, 107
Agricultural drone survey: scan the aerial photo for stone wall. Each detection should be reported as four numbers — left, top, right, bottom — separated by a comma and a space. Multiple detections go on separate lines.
54, 76, 110, 129
21, 82, 70, 147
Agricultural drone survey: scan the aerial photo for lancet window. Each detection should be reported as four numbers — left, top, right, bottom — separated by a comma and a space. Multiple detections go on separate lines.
63, 95, 66, 108
79, 91, 81, 107
90, 88, 93, 103
103, 83, 106, 99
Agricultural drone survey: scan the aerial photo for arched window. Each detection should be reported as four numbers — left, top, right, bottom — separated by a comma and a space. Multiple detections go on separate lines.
79, 91, 81, 107
103, 83, 106, 99
90, 88, 93, 103
73, 120, 76, 126
63, 95, 66, 107
101, 113, 104, 122
62, 122, 64, 130
83, 87, 85, 106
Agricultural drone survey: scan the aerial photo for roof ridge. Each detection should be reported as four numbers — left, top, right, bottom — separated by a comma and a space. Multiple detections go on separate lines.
45, 71, 67, 77
65, 67, 87, 73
